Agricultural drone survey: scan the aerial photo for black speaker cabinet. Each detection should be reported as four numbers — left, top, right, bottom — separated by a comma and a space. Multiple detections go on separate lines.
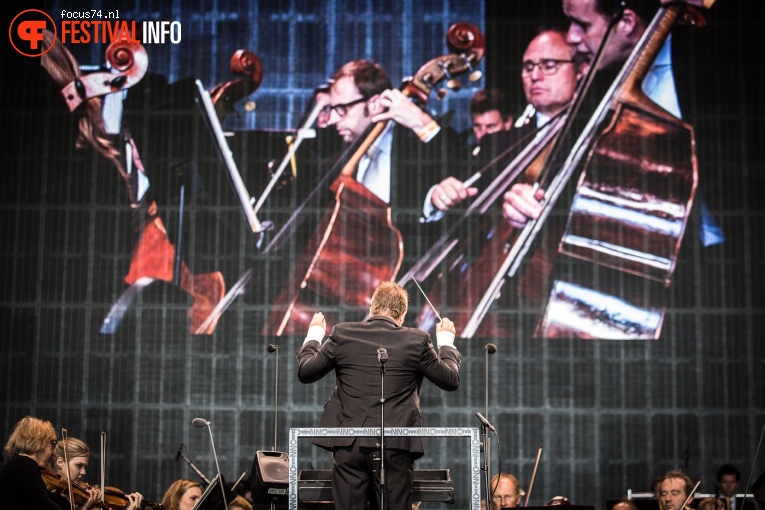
250, 450, 289, 503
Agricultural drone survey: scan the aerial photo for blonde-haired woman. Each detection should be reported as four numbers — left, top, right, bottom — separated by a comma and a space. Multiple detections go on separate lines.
47, 436, 143, 510
47, 437, 100, 509
161, 479, 203, 510
0, 416, 66, 509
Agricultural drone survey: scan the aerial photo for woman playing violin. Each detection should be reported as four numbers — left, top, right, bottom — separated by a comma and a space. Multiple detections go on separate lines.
160, 479, 202, 510
47, 436, 144, 510
0, 416, 66, 509
46, 437, 101, 509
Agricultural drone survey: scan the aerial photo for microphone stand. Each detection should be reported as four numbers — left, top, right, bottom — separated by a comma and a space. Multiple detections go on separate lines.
479, 420, 490, 507
205, 422, 228, 510
484, 343, 496, 494
378, 351, 388, 510
268, 344, 279, 510
177, 443, 212, 484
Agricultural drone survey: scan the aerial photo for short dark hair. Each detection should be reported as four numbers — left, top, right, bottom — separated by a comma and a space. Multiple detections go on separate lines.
470, 89, 511, 120
593, 0, 661, 25
330, 59, 392, 99
717, 464, 741, 482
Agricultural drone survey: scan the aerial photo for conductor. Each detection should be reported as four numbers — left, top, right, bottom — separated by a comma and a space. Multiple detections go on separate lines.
296, 281, 461, 510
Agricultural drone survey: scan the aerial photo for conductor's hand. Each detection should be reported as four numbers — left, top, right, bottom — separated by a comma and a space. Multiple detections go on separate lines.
435, 317, 457, 348
304, 312, 327, 345
436, 317, 456, 334
309, 312, 326, 329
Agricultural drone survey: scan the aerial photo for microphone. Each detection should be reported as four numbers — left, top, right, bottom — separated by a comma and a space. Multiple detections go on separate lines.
377, 347, 388, 364
192, 417, 210, 428
176, 443, 184, 461
475, 412, 496, 432
267, 344, 279, 353
192, 417, 229, 510
485, 343, 497, 354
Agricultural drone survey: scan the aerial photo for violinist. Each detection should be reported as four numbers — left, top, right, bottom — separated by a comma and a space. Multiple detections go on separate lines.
0, 416, 66, 509
47, 437, 144, 510
659, 469, 694, 510
160, 479, 202, 510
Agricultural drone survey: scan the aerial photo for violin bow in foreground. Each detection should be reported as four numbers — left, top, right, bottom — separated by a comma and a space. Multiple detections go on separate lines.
525, 444, 542, 507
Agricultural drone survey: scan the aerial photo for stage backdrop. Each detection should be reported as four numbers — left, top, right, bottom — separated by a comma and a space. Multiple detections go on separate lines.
1, 1, 764, 508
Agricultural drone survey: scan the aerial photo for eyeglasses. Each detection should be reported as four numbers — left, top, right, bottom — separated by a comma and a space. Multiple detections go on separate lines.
521, 59, 573, 75
321, 97, 366, 117
50, 439, 58, 448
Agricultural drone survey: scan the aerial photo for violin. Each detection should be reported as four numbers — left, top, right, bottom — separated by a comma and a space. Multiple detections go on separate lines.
42, 469, 92, 506
41, 469, 162, 509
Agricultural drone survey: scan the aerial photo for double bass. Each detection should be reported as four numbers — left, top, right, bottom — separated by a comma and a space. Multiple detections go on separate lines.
407, 2, 707, 339
262, 22, 485, 336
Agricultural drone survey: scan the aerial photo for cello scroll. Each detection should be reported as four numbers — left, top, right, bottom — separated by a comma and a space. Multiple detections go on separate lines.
209, 49, 263, 122
403, 22, 484, 103
61, 40, 148, 112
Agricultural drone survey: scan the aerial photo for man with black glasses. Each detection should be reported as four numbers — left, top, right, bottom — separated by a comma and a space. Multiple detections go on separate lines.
424, 28, 583, 217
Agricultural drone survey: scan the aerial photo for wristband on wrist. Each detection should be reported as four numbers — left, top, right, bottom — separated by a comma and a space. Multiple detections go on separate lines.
416, 120, 441, 143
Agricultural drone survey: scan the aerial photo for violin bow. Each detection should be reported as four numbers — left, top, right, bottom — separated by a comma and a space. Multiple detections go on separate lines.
682, 479, 702, 510
524, 444, 542, 507
100, 431, 107, 507
742, 421, 765, 510
61, 429, 76, 510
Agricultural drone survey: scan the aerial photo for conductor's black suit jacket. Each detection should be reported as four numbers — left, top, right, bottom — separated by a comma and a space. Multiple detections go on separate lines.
296, 315, 461, 459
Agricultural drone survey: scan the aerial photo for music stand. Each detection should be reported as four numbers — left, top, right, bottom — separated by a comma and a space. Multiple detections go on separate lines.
192, 474, 235, 510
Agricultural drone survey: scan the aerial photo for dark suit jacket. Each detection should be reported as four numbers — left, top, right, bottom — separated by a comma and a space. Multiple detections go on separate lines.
296, 315, 461, 459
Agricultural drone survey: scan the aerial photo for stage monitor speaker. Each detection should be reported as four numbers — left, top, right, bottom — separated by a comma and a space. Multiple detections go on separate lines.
752, 472, 765, 510
250, 450, 289, 503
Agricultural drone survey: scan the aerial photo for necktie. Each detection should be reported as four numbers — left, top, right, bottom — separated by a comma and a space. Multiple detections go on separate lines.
726, 497, 731, 510
362, 145, 381, 189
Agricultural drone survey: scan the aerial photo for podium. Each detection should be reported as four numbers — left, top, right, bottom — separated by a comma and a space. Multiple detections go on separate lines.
287, 427, 481, 510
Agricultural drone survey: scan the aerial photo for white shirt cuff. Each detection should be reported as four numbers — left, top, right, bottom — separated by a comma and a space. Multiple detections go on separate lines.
304, 325, 325, 345
436, 331, 456, 349
420, 185, 445, 223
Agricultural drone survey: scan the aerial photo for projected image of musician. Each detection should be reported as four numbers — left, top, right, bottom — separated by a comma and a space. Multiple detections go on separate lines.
403, 0, 728, 340
262, 36, 482, 336
28, 30, 256, 335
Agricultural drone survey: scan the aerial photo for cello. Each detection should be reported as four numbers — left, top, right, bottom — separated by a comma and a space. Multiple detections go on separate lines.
408, 2, 707, 339
262, 22, 485, 336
